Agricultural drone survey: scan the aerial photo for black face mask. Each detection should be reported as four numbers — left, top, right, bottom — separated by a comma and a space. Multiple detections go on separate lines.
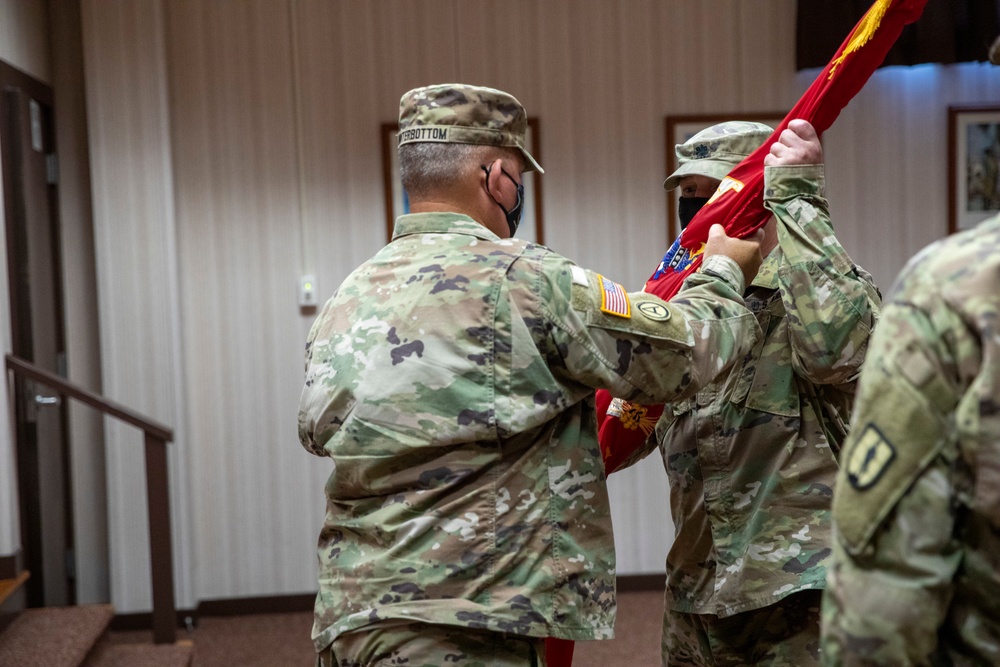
678, 196, 710, 230
482, 164, 525, 236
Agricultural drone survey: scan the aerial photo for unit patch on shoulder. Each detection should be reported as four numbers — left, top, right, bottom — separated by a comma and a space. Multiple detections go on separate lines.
598, 274, 631, 318
845, 424, 897, 491
636, 300, 670, 321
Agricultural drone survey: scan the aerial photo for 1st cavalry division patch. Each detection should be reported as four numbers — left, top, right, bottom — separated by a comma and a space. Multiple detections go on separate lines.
846, 423, 897, 490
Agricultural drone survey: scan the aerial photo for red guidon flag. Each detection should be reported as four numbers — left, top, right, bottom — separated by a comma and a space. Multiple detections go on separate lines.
591, 0, 928, 480
550, 3, 928, 664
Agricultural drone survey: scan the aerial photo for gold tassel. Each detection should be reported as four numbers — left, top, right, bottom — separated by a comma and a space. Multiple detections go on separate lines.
828, 0, 894, 78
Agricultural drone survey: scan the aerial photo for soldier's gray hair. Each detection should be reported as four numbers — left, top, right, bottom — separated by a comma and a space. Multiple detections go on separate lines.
400, 143, 518, 199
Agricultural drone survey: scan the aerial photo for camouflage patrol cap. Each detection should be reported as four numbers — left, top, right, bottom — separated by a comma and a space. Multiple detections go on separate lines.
397, 83, 543, 173
663, 121, 774, 190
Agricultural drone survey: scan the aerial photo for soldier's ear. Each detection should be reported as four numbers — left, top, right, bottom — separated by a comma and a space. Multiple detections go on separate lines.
484, 158, 505, 190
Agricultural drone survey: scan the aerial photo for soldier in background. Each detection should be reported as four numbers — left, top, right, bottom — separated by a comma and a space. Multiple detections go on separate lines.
598, 120, 881, 666
298, 83, 766, 667
821, 213, 1000, 665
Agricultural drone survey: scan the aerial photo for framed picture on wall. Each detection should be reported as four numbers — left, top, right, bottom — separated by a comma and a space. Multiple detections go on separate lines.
948, 105, 1000, 235
664, 113, 784, 241
381, 119, 545, 245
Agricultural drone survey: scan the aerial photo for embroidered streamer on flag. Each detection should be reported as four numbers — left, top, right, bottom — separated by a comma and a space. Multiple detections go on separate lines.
598, 275, 630, 318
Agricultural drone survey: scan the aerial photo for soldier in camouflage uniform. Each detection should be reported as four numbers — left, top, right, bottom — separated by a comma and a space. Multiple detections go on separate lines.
821, 214, 1000, 665
297, 84, 768, 667
602, 120, 881, 666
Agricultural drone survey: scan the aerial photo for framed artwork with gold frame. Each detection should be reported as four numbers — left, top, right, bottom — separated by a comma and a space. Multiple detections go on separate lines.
948, 105, 1000, 234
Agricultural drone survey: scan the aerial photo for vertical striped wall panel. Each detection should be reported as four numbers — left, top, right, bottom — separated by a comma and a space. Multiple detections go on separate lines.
823, 61, 1000, 291
80, 0, 193, 612
78, 0, 1000, 610
164, 0, 325, 599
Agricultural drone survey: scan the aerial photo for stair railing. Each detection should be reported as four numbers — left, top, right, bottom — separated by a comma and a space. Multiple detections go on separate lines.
5, 354, 177, 644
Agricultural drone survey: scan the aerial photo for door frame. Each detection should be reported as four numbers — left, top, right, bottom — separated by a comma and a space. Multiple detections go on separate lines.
0, 59, 73, 608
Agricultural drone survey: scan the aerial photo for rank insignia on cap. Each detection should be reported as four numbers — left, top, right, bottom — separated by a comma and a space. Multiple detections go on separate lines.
598, 275, 630, 318
846, 424, 897, 491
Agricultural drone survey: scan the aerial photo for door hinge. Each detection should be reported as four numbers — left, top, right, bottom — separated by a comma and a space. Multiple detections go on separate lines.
46, 153, 59, 185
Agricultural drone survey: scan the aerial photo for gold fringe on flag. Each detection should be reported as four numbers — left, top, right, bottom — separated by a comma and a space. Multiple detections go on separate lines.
828, 0, 894, 78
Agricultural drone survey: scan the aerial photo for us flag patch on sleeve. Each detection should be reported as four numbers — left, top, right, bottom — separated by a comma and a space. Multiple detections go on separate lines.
598, 275, 630, 318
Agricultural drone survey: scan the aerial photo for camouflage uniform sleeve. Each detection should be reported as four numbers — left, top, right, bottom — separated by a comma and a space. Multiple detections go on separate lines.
535, 251, 760, 405
298, 307, 329, 457
821, 298, 966, 665
763, 164, 881, 385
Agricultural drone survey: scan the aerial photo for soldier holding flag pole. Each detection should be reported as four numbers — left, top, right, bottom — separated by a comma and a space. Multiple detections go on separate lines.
555, 1, 927, 666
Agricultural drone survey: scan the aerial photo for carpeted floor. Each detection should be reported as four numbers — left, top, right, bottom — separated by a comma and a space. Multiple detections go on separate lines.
573, 589, 663, 667
103, 588, 664, 666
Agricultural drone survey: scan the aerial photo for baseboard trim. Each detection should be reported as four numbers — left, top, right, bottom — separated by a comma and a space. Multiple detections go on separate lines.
197, 593, 314, 617
109, 577, 662, 631
110, 593, 315, 631
617, 573, 665, 593
111, 609, 195, 632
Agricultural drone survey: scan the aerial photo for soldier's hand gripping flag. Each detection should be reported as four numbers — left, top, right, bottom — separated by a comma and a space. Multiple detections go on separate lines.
549, 4, 929, 665
591, 0, 928, 479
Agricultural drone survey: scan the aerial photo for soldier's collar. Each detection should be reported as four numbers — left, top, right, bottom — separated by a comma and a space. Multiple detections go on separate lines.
391, 212, 501, 242
750, 251, 781, 290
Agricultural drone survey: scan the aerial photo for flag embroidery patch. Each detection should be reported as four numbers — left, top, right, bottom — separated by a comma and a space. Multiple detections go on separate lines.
706, 175, 746, 205
598, 275, 630, 318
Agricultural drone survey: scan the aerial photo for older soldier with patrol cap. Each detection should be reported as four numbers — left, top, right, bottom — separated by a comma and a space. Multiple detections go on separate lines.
821, 213, 1000, 664
298, 84, 768, 667
593, 119, 881, 666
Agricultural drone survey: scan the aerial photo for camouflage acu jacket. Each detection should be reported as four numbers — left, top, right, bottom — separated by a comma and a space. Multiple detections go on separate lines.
822, 214, 1000, 666
657, 164, 881, 617
297, 212, 759, 652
